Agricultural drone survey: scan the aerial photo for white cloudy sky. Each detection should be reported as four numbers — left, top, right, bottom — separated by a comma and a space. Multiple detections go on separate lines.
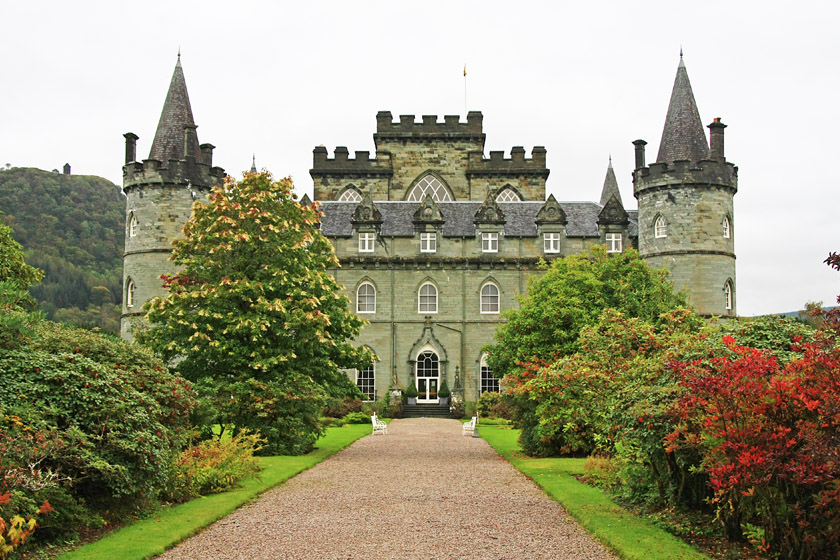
1, 1, 838, 316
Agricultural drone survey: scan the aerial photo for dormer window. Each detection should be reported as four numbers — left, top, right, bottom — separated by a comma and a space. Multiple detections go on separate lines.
543, 233, 560, 253
606, 233, 622, 253
420, 232, 436, 253
482, 233, 498, 253
359, 232, 375, 253
654, 215, 667, 238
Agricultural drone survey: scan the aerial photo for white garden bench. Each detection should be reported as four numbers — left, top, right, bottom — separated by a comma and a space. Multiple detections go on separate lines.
462, 416, 477, 436
371, 413, 387, 435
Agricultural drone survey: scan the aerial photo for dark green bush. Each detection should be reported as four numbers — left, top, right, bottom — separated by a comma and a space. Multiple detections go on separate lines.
339, 411, 370, 424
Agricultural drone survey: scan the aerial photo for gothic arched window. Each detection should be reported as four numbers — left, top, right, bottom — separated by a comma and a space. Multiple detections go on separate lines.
495, 187, 521, 202
126, 278, 136, 308
654, 215, 667, 238
338, 187, 362, 202
724, 280, 734, 311
407, 174, 452, 202
128, 213, 138, 237
723, 216, 731, 239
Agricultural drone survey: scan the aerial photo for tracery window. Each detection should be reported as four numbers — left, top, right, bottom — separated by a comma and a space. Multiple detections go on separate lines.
480, 283, 500, 314
495, 188, 521, 202
654, 215, 667, 238
407, 174, 452, 202
356, 282, 376, 313
480, 355, 499, 394
418, 282, 438, 313
338, 188, 362, 202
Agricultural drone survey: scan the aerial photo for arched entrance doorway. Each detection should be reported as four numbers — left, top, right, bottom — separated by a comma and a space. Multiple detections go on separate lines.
416, 351, 440, 403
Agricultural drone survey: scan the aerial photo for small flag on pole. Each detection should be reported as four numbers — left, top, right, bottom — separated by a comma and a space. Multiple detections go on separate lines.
463, 65, 467, 77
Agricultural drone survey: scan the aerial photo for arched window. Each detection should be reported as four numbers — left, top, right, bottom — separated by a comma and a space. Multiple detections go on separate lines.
126, 278, 136, 308
418, 282, 438, 313
724, 281, 734, 311
338, 188, 362, 202
356, 282, 376, 314
356, 362, 375, 400
480, 354, 499, 394
480, 282, 500, 314
723, 216, 731, 239
128, 213, 138, 237
407, 174, 452, 202
495, 187, 521, 202
654, 215, 667, 238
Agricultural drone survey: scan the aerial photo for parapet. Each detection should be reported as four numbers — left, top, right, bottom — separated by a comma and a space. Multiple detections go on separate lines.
310, 147, 393, 177
466, 147, 549, 177
374, 111, 485, 141
633, 158, 738, 196
123, 158, 226, 193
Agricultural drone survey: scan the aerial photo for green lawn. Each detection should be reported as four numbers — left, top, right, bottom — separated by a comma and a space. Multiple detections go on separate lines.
59, 423, 372, 560
479, 425, 710, 560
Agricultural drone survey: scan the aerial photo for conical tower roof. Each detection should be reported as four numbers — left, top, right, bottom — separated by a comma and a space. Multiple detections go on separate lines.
599, 157, 622, 207
149, 54, 201, 161
656, 54, 709, 164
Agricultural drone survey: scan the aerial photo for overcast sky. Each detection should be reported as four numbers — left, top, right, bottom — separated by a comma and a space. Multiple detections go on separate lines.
2, 1, 838, 317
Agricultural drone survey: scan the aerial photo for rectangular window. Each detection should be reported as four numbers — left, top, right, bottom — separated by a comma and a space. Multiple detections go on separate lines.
356, 365, 375, 400
359, 232, 375, 253
481, 365, 500, 394
420, 232, 436, 253
606, 233, 622, 253
543, 233, 560, 253
481, 232, 498, 253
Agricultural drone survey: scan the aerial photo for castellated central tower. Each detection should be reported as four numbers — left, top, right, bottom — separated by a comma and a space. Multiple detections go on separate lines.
633, 55, 737, 316
121, 56, 226, 339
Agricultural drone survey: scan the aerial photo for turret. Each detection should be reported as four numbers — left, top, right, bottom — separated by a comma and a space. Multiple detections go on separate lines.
121, 54, 226, 340
633, 53, 737, 316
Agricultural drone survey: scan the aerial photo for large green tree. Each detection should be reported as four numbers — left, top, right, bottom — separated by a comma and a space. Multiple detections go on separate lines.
138, 173, 374, 454
486, 245, 689, 380
0, 220, 43, 347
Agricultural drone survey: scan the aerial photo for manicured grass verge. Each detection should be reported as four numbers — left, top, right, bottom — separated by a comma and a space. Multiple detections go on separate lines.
60, 424, 372, 560
480, 425, 709, 560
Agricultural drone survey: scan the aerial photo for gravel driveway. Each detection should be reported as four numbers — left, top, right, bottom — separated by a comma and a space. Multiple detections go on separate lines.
157, 418, 617, 559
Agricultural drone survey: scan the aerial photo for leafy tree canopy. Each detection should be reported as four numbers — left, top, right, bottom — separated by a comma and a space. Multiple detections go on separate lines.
138, 173, 374, 454
486, 245, 690, 379
0, 220, 42, 292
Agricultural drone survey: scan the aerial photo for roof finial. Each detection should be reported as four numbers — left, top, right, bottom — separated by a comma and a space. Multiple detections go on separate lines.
680, 46, 683, 58
608, 154, 613, 168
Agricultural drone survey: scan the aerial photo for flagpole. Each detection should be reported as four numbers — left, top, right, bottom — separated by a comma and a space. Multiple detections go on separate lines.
463, 64, 467, 117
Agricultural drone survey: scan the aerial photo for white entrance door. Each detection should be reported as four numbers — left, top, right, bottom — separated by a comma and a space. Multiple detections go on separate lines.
416, 351, 440, 403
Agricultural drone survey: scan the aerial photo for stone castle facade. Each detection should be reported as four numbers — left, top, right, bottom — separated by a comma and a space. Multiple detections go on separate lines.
121, 54, 737, 404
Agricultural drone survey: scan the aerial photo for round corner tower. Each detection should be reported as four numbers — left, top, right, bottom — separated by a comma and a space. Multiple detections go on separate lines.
633, 55, 737, 316
121, 56, 225, 340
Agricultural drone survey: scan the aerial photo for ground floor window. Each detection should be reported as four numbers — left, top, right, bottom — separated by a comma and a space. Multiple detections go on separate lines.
480, 356, 499, 394
356, 364, 375, 400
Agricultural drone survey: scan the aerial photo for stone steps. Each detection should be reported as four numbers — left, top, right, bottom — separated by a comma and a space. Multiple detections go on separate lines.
402, 403, 451, 418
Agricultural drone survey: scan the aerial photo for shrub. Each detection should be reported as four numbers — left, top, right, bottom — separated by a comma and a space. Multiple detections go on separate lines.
168, 431, 263, 503
477, 391, 513, 420
323, 396, 365, 419
339, 411, 370, 424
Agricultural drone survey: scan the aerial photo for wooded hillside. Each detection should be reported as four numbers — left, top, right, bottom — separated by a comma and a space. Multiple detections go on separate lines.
0, 167, 124, 333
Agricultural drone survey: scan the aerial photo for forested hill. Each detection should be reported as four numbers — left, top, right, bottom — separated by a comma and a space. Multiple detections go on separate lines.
0, 167, 124, 333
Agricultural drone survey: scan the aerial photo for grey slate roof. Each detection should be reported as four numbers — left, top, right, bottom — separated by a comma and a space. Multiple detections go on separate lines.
149, 55, 201, 162
320, 201, 638, 238
656, 56, 710, 164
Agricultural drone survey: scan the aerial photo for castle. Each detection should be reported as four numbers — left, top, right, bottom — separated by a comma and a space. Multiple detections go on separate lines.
121, 54, 737, 404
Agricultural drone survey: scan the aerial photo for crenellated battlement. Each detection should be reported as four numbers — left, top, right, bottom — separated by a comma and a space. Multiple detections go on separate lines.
633, 158, 738, 196
374, 111, 485, 141
466, 146, 549, 177
123, 158, 226, 192
310, 147, 393, 176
